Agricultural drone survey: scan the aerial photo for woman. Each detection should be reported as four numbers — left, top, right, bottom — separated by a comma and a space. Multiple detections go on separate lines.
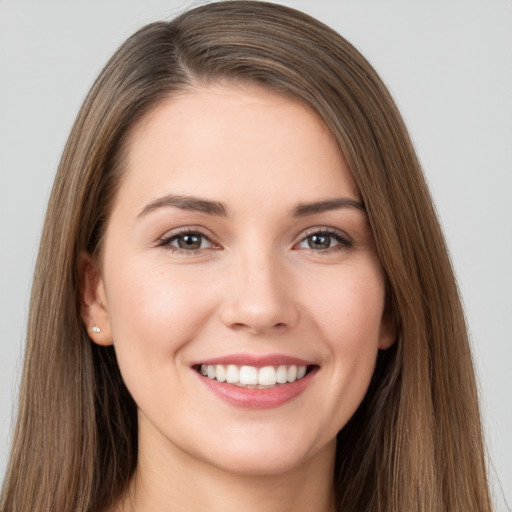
0, 2, 492, 511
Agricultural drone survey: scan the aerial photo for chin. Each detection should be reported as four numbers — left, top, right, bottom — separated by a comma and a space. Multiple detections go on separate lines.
188, 425, 336, 478
206, 447, 314, 477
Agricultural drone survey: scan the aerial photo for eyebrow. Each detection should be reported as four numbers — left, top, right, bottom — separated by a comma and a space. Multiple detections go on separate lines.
137, 194, 228, 218
137, 194, 365, 219
291, 198, 365, 216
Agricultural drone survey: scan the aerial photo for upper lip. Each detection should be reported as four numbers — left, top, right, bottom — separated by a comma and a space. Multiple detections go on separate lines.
191, 353, 316, 367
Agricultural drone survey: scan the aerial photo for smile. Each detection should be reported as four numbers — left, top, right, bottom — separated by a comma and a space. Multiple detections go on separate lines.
198, 364, 308, 388
192, 356, 318, 409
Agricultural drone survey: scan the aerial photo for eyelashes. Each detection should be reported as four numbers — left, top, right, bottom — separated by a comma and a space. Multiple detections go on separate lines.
157, 227, 353, 255
294, 228, 353, 252
157, 228, 220, 254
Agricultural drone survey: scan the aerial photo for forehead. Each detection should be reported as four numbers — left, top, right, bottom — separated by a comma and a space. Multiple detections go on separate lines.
116, 84, 360, 213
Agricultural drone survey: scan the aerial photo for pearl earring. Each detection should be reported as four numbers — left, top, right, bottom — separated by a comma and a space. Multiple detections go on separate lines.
90, 325, 101, 333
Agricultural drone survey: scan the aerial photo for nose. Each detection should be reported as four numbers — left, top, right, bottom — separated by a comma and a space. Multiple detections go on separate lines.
218, 252, 299, 335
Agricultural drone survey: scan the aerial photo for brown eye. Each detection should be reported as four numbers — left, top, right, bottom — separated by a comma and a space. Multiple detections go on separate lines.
160, 231, 214, 251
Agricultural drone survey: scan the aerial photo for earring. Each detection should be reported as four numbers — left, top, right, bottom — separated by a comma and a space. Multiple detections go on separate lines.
90, 325, 101, 333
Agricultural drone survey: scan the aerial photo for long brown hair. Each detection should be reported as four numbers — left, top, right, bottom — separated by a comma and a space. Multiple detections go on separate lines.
1, 2, 491, 511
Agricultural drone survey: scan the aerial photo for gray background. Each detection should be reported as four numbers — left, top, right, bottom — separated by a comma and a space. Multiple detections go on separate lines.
1, 1, 511, 509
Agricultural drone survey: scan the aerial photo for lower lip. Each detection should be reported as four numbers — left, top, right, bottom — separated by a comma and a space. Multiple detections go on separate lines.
197, 369, 316, 409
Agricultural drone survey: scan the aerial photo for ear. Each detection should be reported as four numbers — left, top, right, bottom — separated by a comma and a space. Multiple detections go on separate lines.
78, 251, 113, 346
378, 306, 398, 351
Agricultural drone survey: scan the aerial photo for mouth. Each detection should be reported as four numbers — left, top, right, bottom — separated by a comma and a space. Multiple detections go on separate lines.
191, 356, 318, 409
193, 363, 315, 389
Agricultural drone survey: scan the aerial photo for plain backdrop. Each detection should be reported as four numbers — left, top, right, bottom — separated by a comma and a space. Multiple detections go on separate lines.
1, 0, 511, 509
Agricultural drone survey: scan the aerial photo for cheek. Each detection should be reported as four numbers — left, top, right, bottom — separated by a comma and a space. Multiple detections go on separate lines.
102, 258, 223, 420
104, 259, 218, 369
311, 262, 386, 347
306, 262, 385, 411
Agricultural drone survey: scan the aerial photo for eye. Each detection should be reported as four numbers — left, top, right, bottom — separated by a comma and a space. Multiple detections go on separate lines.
159, 230, 215, 252
295, 229, 352, 252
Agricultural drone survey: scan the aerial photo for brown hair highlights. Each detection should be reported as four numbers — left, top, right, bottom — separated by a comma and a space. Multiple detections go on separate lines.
1, 2, 491, 511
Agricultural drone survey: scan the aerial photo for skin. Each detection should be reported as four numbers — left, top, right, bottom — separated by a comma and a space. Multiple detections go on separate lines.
82, 84, 395, 512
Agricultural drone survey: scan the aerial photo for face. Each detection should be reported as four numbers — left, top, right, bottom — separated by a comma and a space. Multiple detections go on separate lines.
83, 84, 394, 477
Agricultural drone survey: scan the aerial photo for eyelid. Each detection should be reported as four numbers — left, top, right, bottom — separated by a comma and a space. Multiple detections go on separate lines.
154, 225, 352, 254
156, 226, 221, 252
293, 226, 353, 251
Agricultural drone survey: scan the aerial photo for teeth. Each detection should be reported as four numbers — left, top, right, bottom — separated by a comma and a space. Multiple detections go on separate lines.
297, 365, 307, 379
258, 366, 276, 386
226, 364, 239, 384
239, 366, 258, 385
276, 365, 288, 384
216, 365, 226, 383
199, 364, 308, 387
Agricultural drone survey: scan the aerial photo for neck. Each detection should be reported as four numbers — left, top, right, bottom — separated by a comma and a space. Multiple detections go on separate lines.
116, 423, 337, 512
